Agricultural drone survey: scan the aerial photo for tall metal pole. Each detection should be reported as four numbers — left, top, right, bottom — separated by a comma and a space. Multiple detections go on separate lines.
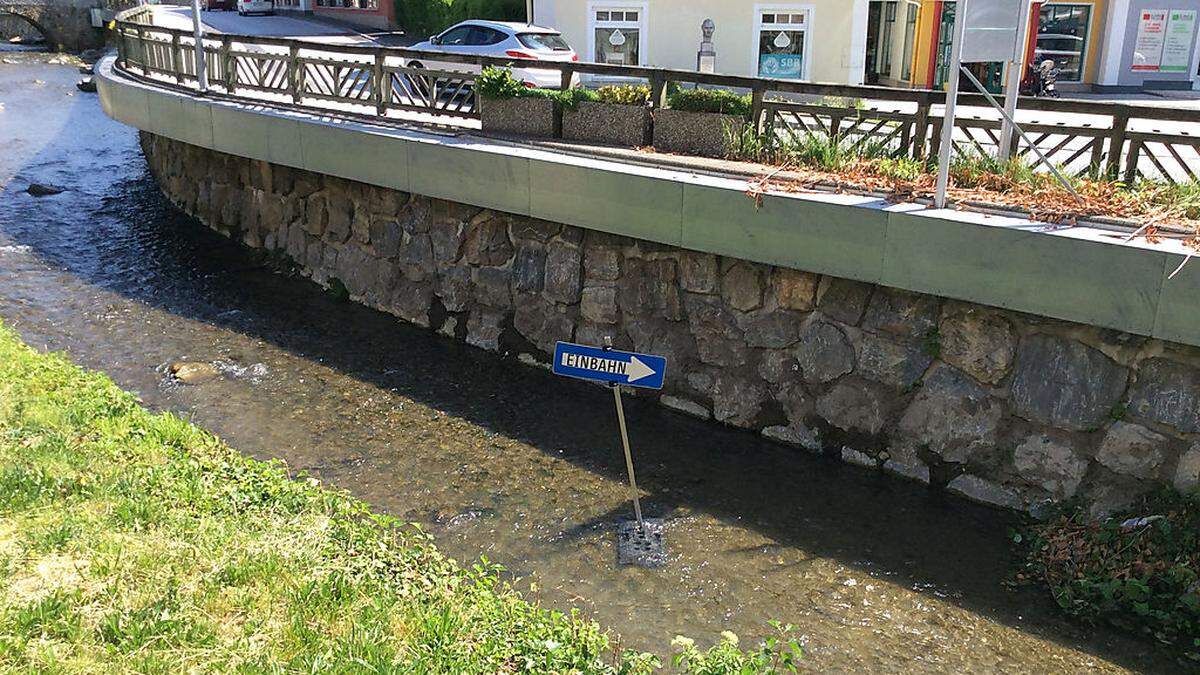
999, 0, 1032, 160
526, 0, 534, 25
191, 0, 208, 92
934, 0, 969, 209
612, 385, 645, 529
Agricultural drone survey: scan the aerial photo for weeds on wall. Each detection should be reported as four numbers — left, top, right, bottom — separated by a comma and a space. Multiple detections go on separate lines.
725, 127, 1200, 233
1015, 489, 1200, 662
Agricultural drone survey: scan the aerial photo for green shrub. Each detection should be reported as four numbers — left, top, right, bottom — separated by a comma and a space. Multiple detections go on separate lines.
596, 84, 650, 106
667, 88, 752, 118
1018, 489, 1200, 658
476, 66, 527, 100
395, 0, 525, 38
671, 624, 802, 674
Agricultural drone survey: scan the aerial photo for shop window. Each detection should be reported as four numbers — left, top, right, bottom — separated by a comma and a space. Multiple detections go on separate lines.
590, 5, 644, 66
901, 2, 918, 81
756, 8, 810, 79
1036, 3, 1091, 82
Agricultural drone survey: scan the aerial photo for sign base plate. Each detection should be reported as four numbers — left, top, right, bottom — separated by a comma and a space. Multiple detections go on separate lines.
617, 518, 667, 568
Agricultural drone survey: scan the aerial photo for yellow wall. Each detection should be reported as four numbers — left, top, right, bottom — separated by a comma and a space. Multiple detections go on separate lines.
533, 0, 867, 84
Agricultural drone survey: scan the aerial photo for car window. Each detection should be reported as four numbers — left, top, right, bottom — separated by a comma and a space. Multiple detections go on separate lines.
471, 27, 508, 46
517, 33, 571, 51
439, 26, 474, 46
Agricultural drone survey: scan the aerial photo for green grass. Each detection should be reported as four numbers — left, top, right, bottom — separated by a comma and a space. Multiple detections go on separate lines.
0, 323, 797, 673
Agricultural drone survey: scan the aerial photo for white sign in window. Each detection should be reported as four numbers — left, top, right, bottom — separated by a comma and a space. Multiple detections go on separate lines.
591, 6, 644, 66
1133, 9, 1168, 71
755, 8, 810, 79
1161, 9, 1197, 72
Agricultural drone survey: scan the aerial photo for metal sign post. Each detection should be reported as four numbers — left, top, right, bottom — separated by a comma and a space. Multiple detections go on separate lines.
611, 384, 644, 526
552, 341, 668, 567
934, 0, 1077, 207
999, 1, 1032, 160
934, 0, 970, 209
190, 0, 208, 92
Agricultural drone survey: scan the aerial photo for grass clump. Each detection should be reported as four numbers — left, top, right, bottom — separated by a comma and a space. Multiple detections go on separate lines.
0, 322, 798, 672
1016, 490, 1200, 661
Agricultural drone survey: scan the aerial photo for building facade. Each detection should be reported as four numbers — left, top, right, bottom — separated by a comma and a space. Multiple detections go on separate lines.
1096, 0, 1200, 90
530, 0, 873, 84
892, 0, 1200, 93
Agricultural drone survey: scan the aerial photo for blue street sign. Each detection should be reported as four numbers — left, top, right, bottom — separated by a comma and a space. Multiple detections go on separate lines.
553, 342, 667, 390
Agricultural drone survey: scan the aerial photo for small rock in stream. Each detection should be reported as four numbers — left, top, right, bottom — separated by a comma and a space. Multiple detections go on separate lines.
168, 361, 221, 384
26, 183, 64, 197
76, 78, 96, 93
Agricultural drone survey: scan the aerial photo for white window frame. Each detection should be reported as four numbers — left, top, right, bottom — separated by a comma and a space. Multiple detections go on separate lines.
752, 3, 815, 81
586, 0, 649, 69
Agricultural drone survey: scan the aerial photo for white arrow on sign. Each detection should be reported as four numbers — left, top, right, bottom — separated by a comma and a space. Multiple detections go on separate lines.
626, 356, 656, 383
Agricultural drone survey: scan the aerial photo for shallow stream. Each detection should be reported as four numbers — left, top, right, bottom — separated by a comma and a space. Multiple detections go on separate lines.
0, 57, 1181, 672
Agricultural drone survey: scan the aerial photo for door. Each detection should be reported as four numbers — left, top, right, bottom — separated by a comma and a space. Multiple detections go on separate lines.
934, 2, 1004, 93
866, 1, 883, 84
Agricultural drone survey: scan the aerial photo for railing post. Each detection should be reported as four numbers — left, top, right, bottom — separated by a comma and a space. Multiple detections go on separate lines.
288, 42, 301, 104
750, 82, 767, 134
912, 93, 932, 159
764, 106, 778, 152
172, 33, 184, 83
136, 25, 147, 72
648, 72, 668, 109
1088, 135, 1105, 179
222, 35, 235, 92
1107, 109, 1131, 181
372, 48, 385, 116
559, 65, 575, 92
117, 26, 128, 69
1123, 138, 1142, 185
928, 118, 943, 160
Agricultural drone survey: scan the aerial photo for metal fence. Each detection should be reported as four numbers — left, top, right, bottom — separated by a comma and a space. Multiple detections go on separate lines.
112, 11, 1200, 184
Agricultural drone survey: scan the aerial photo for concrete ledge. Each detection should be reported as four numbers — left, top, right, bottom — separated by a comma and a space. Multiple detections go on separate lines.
95, 56, 1200, 349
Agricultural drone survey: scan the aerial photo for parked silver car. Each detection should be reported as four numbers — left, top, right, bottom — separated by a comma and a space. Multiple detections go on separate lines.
407, 20, 580, 89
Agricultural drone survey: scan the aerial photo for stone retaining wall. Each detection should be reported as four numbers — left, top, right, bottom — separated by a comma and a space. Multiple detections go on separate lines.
141, 132, 1200, 516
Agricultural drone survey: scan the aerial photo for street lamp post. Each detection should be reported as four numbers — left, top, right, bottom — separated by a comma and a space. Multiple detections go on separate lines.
191, 0, 208, 92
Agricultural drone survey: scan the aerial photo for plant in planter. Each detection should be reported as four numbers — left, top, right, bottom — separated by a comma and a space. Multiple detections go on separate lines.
561, 84, 653, 147
476, 66, 560, 138
654, 88, 753, 158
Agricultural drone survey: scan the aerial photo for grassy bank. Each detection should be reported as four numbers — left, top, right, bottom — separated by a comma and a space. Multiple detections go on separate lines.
0, 324, 794, 673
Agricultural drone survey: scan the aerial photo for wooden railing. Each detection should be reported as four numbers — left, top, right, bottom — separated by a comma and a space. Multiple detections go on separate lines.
112, 14, 1200, 184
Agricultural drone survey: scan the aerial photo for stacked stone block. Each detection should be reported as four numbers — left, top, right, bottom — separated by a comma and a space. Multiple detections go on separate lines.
142, 132, 1200, 516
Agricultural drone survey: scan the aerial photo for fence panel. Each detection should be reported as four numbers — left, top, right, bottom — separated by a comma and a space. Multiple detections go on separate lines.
107, 15, 1200, 185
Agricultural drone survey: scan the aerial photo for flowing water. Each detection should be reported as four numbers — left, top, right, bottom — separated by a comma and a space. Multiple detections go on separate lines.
0, 58, 1184, 673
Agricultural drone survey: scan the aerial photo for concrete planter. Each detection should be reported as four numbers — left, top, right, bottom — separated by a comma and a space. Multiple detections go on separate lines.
562, 101, 651, 147
653, 108, 747, 158
480, 96, 558, 138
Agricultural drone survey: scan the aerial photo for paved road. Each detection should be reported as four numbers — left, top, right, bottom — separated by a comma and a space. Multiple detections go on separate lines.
152, 5, 408, 45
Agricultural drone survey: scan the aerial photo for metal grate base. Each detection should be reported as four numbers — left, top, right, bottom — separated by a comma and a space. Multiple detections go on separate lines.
617, 519, 667, 568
